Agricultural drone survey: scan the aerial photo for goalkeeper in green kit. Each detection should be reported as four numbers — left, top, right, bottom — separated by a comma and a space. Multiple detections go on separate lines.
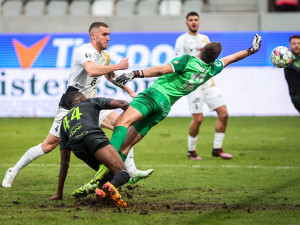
85, 34, 262, 188
107, 34, 262, 168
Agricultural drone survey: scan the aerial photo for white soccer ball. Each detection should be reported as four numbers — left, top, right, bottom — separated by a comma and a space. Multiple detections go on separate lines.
270, 46, 293, 68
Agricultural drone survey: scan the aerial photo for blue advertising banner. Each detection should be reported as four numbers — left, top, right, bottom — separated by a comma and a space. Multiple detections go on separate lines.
0, 31, 297, 68
0, 31, 298, 117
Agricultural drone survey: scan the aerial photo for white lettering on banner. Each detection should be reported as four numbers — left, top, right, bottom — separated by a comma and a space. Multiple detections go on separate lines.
0, 68, 298, 117
108, 44, 174, 68
53, 38, 84, 67
51, 42, 174, 68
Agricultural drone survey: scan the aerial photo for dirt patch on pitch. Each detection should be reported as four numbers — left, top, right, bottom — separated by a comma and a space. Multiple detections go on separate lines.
60, 185, 300, 214
73, 198, 300, 214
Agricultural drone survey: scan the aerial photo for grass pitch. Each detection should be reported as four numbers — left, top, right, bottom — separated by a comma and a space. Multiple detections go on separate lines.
0, 117, 299, 225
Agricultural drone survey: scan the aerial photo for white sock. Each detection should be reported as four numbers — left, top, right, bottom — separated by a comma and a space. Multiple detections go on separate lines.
124, 147, 137, 177
12, 143, 45, 173
188, 135, 198, 152
213, 132, 225, 149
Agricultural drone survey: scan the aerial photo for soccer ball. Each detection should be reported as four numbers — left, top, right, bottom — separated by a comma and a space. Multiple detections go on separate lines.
270, 46, 293, 68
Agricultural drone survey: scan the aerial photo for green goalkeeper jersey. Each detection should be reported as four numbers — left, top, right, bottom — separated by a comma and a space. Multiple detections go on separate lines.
151, 54, 224, 105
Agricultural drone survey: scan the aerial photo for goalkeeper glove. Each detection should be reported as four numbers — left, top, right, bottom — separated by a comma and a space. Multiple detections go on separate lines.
247, 34, 262, 55
113, 70, 144, 88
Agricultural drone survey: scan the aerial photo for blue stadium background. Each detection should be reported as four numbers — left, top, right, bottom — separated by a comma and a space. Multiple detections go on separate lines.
0, 31, 296, 68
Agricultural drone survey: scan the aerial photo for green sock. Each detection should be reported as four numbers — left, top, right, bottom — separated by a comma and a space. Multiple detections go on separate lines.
110, 126, 128, 152
119, 152, 127, 162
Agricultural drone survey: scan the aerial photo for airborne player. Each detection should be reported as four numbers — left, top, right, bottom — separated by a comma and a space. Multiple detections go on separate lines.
108, 34, 262, 167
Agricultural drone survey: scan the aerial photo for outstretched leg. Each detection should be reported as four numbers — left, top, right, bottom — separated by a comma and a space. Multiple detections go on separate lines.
2, 107, 68, 188
101, 110, 151, 174
110, 106, 143, 151
120, 126, 153, 184
2, 133, 59, 187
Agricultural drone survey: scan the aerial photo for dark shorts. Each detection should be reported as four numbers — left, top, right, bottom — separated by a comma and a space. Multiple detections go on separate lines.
70, 133, 110, 171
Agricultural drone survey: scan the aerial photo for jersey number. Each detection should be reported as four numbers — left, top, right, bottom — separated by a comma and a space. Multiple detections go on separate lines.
63, 107, 83, 131
183, 73, 206, 91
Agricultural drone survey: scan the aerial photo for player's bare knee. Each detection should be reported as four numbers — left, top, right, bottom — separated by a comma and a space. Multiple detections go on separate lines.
113, 119, 119, 128
105, 123, 114, 130
192, 115, 203, 125
219, 113, 228, 122
114, 116, 127, 127
42, 145, 56, 154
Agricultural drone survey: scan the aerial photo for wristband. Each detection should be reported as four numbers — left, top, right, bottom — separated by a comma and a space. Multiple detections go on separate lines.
133, 70, 144, 78
247, 48, 253, 55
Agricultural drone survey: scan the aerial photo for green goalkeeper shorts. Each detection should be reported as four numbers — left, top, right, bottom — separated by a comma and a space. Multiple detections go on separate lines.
130, 87, 171, 137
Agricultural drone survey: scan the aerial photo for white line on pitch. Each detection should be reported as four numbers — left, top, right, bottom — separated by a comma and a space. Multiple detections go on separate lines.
142, 164, 299, 169
0, 164, 298, 170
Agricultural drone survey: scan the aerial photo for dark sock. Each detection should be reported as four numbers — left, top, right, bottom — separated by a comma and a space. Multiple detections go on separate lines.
110, 170, 130, 188
98, 172, 114, 188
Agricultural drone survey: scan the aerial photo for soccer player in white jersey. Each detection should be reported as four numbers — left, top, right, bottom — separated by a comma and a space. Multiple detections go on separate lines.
2, 22, 153, 192
175, 12, 232, 160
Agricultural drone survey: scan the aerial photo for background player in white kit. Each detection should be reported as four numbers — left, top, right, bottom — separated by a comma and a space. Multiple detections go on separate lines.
2, 22, 153, 190
175, 12, 232, 160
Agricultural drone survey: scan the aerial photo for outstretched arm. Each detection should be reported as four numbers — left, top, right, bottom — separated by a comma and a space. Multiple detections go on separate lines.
222, 34, 262, 67
46, 149, 70, 200
142, 64, 173, 77
112, 64, 173, 88
83, 58, 129, 77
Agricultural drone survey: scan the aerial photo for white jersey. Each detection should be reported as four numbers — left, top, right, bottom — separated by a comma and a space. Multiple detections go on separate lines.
68, 43, 111, 98
175, 32, 225, 113
175, 32, 213, 88
51, 43, 113, 137
175, 33, 210, 57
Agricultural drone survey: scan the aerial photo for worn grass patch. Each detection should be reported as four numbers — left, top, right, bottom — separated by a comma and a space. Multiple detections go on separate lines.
0, 117, 299, 225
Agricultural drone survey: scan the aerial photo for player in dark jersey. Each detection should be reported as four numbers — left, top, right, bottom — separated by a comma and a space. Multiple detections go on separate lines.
2, 22, 153, 190
284, 35, 300, 113
47, 92, 130, 208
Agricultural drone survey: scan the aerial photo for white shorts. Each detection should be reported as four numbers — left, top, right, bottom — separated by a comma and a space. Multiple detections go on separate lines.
187, 83, 225, 114
49, 107, 114, 137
